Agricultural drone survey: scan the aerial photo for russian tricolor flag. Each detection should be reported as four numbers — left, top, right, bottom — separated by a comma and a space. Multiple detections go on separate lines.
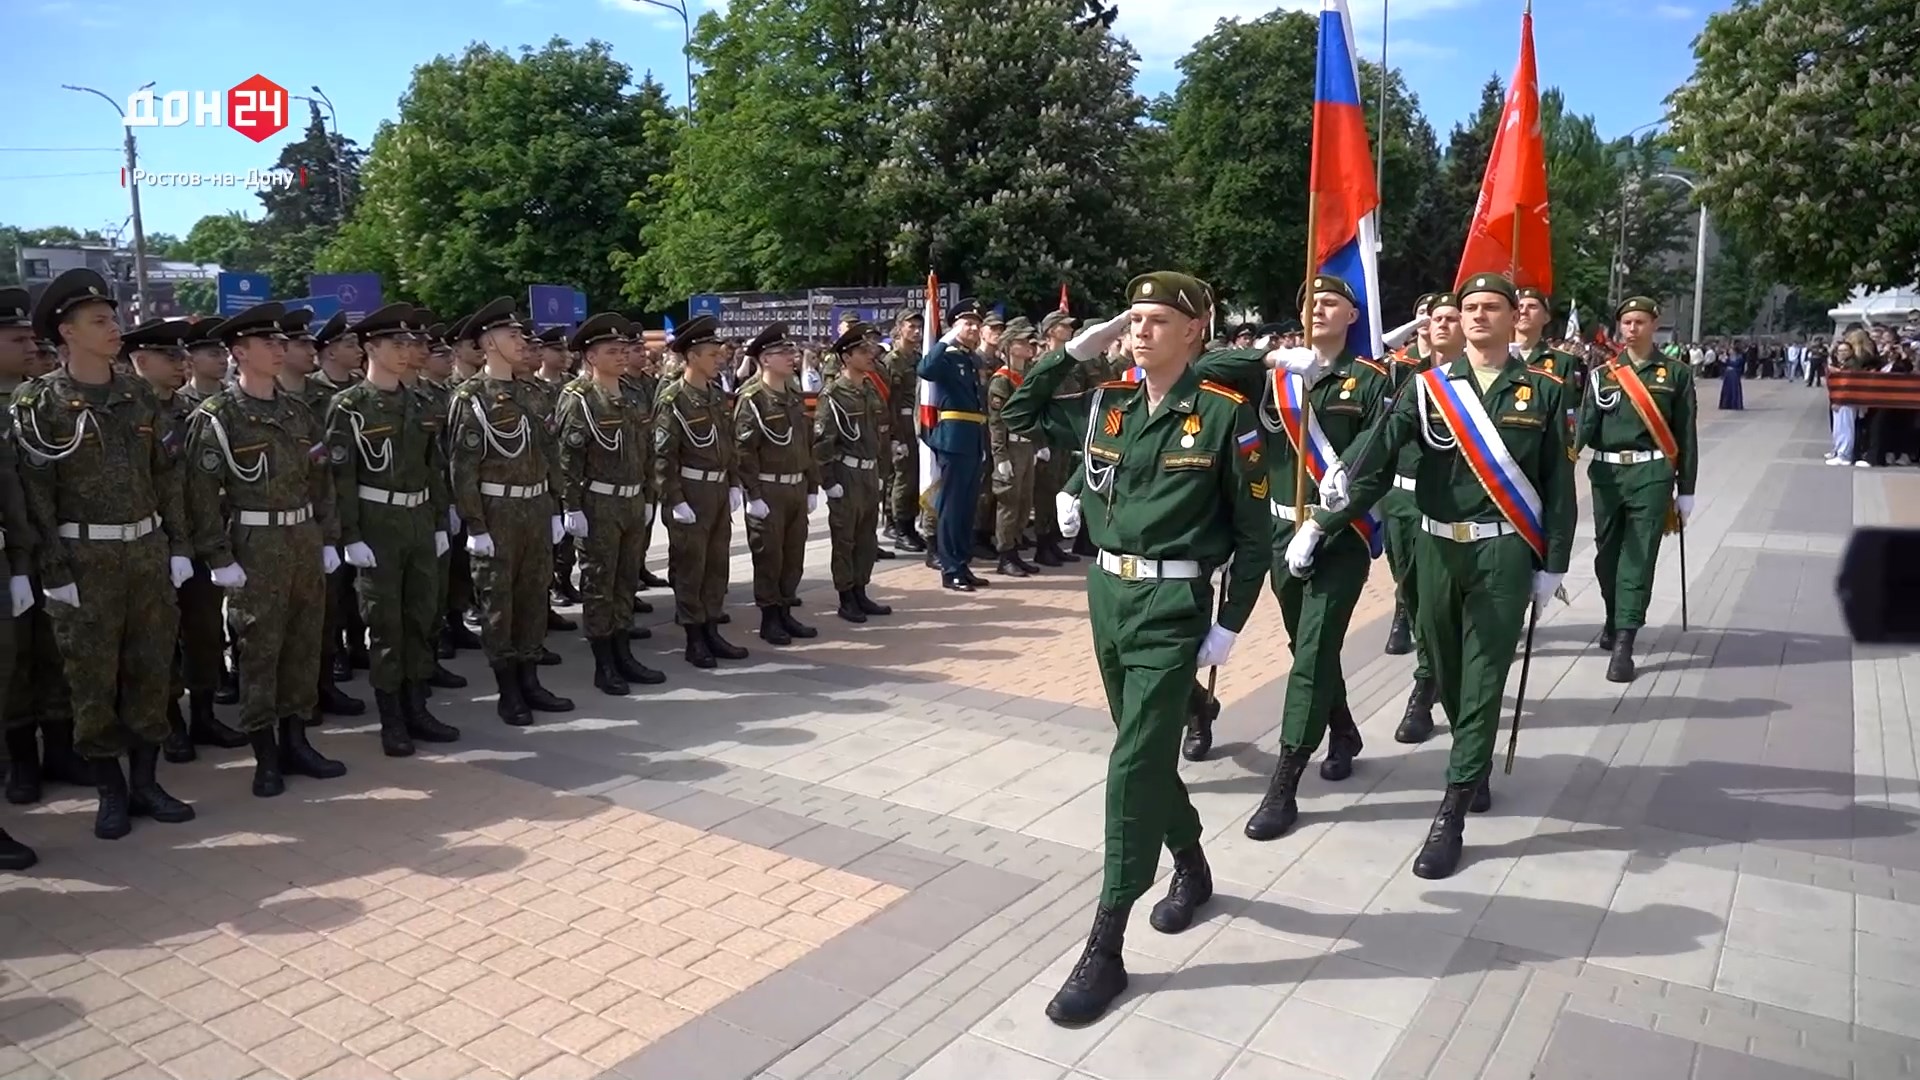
1310, 0, 1385, 361
916, 271, 944, 515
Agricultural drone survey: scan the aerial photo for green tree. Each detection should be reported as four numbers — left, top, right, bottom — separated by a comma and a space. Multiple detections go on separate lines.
1605, 134, 1696, 318
253, 102, 367, 297
172, 212, 267, 271
1669, 0, 1919, 294
319, 39, 678, 317
1538, 90, 1621, 337
174, 279, 217, 315
146, 232, 183, 258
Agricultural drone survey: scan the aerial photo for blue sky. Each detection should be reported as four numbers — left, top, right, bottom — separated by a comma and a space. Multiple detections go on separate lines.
3, 0, 1718, 239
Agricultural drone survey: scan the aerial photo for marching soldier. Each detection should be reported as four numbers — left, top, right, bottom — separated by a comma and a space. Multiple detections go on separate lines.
184, 301, 347, 798
881, 308, 927, 553
920, 299, 992, 592
325, 304, 462, 757
988, 318, 1045, 577
654, 315, 750, 667
18, 269, 196, 838
1515, 288, 1579, 380
556, 313, 667, 693
735, 322, 821, 645
1295, 273, 1576, 879
1383, 294, 1443, 742
1580, 296, 1698, 682
448, 298, 574, 724
814, 322, 894, 624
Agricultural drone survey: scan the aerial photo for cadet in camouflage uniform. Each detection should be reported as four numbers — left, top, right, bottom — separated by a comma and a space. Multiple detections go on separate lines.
17, 270, 196, 839
184, 302, 347, 799
1028, 312, 1080, 568
814, 323, 894, 624
448, 298, 573, 725
437, 314, 485, 653
534, 326, 584, 609
417, 323, 473, 662
307, 311, 372, 713
179, 318, 244, 706
654, 315, 750, 668
557, 314, 666, 694
0, 288, 46, 865
327, 304, 461, 757
621, 330, 669, 594
880, 308, 927, 553
735, 322, 820, 646
988, 319, 1046, 577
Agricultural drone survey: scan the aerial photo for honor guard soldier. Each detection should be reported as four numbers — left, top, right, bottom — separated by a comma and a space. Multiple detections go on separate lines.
813, 322, 894, 624
881, 308, 927, 553
654, 315, 750, 667
17, 270, 197, 838
919, 299, 992, 592
535, 325, 583, 608
437, 314, 485, 650
735, 322, 822, 645
1002, 272, 1269, 1026
1383, 294, 1447, 742
556, 313, 667, 693
280, 308, 319, 392
325, 304, 462, 757
448, 298, 574, 725
1580, 296, 1697, 682
417, 323, 472, 662
988, 318, 1047, 577
184, 302, 348, 797
1292, 273, 1576, 879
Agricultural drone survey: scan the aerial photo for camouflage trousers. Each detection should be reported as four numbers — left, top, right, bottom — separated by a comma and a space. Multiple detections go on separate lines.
472, 496, 551, 664
745, 482, 808, 609
356, 505, 440, 693
580, 491, 645, 639
666, 481, 732, 626
47, 531, 176, 758
828, 470, 881, 591
6, 596, 69, 733
226, 521, 325, 733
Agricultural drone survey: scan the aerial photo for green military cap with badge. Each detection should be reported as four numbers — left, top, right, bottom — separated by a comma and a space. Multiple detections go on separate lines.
313, 309, 352, 348
984, 310, 1006, 330
535, 324, 568, 347
184, 316, 227, 350
1414, 293, 1438, 315
894, 306, 923, 327
0, 286, 30, 327
1428, 291, 1461, 311
464, 297, 524, 342
831, 321, 878, 354
1516, 286, 1550, 307
569, 312, 631, 352
31, 268, 117, 343
669, 314, 723, 354
350, 302, 426, 341
1002, 317, 1039, 342
745, 321, 796, 358
283, 308, 316, 341
1456, 272, 1518, 306
1616, 295, 1660, 319
1127, 271, 1212, 318
121, 317, 193, 356
1296, 273, 1358, 309
215, 301, 290, 344
1038, 310, 1076, 336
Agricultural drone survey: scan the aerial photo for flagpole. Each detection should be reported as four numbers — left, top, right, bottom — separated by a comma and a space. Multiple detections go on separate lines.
1297, 193, 1316, 525
1375, 0, 1389, 222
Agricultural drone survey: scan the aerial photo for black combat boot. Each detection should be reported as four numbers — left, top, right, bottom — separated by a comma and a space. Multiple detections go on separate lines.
634, 595, 654, 615
427, 662, 467, 690
519, 662, 573, 713
403, 683, 461, 743
1320, 704, 1363, 781
552, 571, 582, 605
375, 690, 414, 757
1412, 782, 1476, 879
683, 625, 716, 669
896, 519, 928, 553
215, 667, 240, 704
1149, 847, 1214, 934
611, 631, 666, 685
1598, 624, 1615, 651
0, 828, 35, 871
1244, 746, 1314, 841
1384, 603, 1414, 655
189, 692, 250, 746
40, 721, 90, 787
317, 676, 367, 718
777, 606, 819, 639
127, 742, 195, 823
1182, 684, 1219, 762
639, 567, 668, 590
93, 757, 132, 838
854, 588, 892, 616
628, 619, 652, 640
249, 728, 284, 797
1050, 531, 1080, 562
1606, 628, 1637, 683
1471, 775, 1492, 814
435, 625, 457, 660
705, 622, 749, 661
758, 608, 792, 646
6, 726, 42, 804
279, 717, 347, 780
536, 646, 563, 667
493, 664, 533, 725
1033, 535, 1064, 567
1393, 677, 1437, 744
547, 608, 577, 632
163, 698, 196, 763
997, 553, 1034, 578
591, 638, 630, 696
330, 646, 354, 683
837, 590, 868, 623
447, 619, 483, 650
1045, 904, 1131, 1026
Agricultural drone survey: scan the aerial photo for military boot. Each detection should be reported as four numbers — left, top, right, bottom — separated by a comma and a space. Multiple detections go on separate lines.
163, 698, 196, 763
403, 683, 461, 743
683, 625, 716, 670
536, 646, 563, 666
1148, 846, 1213, 934
1393, 676, 1437, 744
5, 727, 41, 805
1033, 535, 1065, 567
317, 676, 367, 717
189, 692, 249, 747
127, 742, 195, 823
777, 606, 819, 639
447, 619, 483, 650
706, 622, 748, 661
215, 667, 240, 704
519, 662, 574, 713
997, 553, 1034, 578
1606, 628, 1637, 683
591, 638, 630, 695
1384, 603, 1414, 655
1412, 782, 1476, 879
639, 567, 668, 590
1320, 704, 1363, 781
330, 645, 354, 683
1244, 746, 1313, 841
92, 757, 132, 839
552, 571, 582, 605
895, 518, 928, 553
435, 625, 457, 660
375, 690, 414, 757
0, 828, 35, 872
40, 721, 91, 787
854, 588, 891, 616
427, 662, 467, 689
758, 608, 792, 646
1182, 685, 1219, 762
493, 664, 533, 725
1598, 625, 1616, 652
1471, 775, 1492, 813
279, 717, 347, 780
547, 608, 577, 632
249, 728, 285, 797
1044, 904, 1131, 1026
611, 631, 666, 685
836, 590, 868, 623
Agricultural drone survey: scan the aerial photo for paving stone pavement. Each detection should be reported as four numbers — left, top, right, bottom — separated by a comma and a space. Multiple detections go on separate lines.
4, 378, 1919, 1080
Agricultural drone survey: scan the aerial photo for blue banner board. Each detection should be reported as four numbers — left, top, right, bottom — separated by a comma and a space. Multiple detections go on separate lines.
308, 273, 383, 323
216, 272, 270, 316
280, 295, 343, 323
572, 290, 588, 324
687, 294, 722, 320
528, 285, 576, 332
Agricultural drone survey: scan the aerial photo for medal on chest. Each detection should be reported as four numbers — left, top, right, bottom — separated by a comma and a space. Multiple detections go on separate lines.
1103, 408, 1123, 437
1515, 385, 1532, 412
1339, 376, 1356, 401
1179, 413, 1201, 449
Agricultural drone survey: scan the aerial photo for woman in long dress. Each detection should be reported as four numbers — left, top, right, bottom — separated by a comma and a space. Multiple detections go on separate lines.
1718, 344, 1745, 410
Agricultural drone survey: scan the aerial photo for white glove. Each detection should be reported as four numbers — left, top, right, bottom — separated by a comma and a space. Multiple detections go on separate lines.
728, 487, 744, 513
9, 576, 34, 618
434, 531, 450, 557
44, 583, 78, 608
1056, 491, 1082, 538
1675, 494, 1695, 524
670, 502, 696, 524
1531, 570, 1564, 608
321, 546, 341, 575
1268, 346, 1329, 386
891, 441, 909, 461
994, 460, 1013, 481
210, 563, 248, 589
1036, 447, 1051, 463
549, 515, 565, 545
1067, 312, 1129, 362
447, 507, 462, 534
644, 502, 658, 526
564, 510, 590, 538
1196, 624, 1239, 667
745, 497, 770, 520
467, 532, 496, 558
824, 484, 845, 500
1319, 463, 1351, 513
168, 556, 193, 590
344, 541, 377, 568
1383, 314, 1430, 350
1285, 518, 1324, 578
807, 492, 821, 513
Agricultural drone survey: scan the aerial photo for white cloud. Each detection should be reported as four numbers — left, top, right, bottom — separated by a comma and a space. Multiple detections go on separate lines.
1114, 0, 1479, 71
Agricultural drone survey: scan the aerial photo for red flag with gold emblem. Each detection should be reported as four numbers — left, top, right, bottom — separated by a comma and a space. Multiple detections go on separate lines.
1456, 4, 1551, 293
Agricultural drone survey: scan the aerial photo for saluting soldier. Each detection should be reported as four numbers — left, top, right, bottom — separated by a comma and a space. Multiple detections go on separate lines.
1295, 273, 1576, 880
325, 304, 462, 757
919, 300, 993, 592
1580, 296, 1698, 682
988, 318, 1045, 577
16, 270, 197, 839
556, 313, 667, 694
184, 301, 347, 798
1002, 272, 1269, 1026
735, 322, 821, 645
654, 315, 750, 667
814, 322, 894, 624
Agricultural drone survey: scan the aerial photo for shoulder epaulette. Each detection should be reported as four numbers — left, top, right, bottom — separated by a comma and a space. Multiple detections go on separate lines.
1199, 380, 1246, 404
1527, 365, 1564, 386
1097, 378, 1141, 391
1351, 356, 1388, 378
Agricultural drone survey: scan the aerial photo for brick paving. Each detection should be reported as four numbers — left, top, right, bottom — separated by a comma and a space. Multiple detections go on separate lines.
5, 378, 1920, 1079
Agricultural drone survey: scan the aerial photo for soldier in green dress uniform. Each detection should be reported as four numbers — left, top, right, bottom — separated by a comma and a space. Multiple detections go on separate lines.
1028, 311, 1080, 568
880, 308, 927, 553
0, 289, 44, 867
987, 319, 1044, 577
1383, 294, 1445, 743
735, 322, 822, 645
1580, 296, 1697, 682
307, 310, 372, 709
814, 323, 894, 625
655, 315, 751, 668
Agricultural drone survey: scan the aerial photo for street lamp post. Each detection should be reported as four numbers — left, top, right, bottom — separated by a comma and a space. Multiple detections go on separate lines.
310, 86, 347, 217
1608, 118, 1668, 312
63, 81, 153, 319
633, 0, 694, 123
1653, 171, 1709, 345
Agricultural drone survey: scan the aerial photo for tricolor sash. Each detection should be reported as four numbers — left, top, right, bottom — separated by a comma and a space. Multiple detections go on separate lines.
1607, 361, 1680, 463
1415, 368, 1547, 560
1272, 370, 1385, 559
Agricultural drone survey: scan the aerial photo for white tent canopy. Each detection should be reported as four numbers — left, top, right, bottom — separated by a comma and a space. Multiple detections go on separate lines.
1830, 286, 1920, 336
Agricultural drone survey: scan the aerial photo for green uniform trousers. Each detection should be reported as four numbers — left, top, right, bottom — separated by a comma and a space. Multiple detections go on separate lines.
8, 596, 71, 732
581, 492, 646, 638
228, 521, 325, 733
828, 472, 881, 591
888, 438, 920, 525
356, 506, 440, 693
1414, 531, 1532, 785
1381, 486, 1431, 679
992, 444, 1037, 553
1087, 565, 1208, 908
1032, 452, 1066, 537
746, 483, 809, 609
1590, 467, 1669, 633
666, 481, 732, 626
445, 524, 473, 623
174, 564, 224, 697
975, 452, 997, 540
473, 497, 552, 663
1273, 520, 1370, 752
48, 531, 178, 758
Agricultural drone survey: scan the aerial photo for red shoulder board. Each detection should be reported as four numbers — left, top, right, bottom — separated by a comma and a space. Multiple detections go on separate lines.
1527, 366, 1564, 385
1199, 380, 1247, 404
1098, 379, 1141, 390
1351, 356, 1388, 378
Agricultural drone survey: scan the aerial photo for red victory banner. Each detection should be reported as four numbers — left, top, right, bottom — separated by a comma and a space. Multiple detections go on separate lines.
1456, 3, 1551, 293
1828, 371, 1920, 410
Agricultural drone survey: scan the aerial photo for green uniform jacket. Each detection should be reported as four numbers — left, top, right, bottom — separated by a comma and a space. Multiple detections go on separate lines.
986, 366, 1029, 462
184, 387, 341, 568
812, 373, 883, 490
556, 376, 655, 511
734, 378, 820, 499
323, 380, 451, 548
0, 409, 38, 578
1577, 351, 1699, 497
881, 348, 920, 447
652, 378, 738, 509
1319, 355, 1578, 574
447, 376, 564, 536
1386, 346, 1432, 477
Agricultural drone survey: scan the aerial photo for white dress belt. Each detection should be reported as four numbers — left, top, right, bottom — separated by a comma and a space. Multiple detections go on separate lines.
587, 481, 644, 497
1420, 516, 1518, 543
57, 513, 161, 542
478, 481, 548, 499
839, 455, 877, 470
235, 505, 313, 527
1393, 474, 1418, 492
1096, 550, 1203, 581
678, 467, 727, 483
1594, 449, 1665, 465
756, 472, 804, 485
357, 487, 428, 508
